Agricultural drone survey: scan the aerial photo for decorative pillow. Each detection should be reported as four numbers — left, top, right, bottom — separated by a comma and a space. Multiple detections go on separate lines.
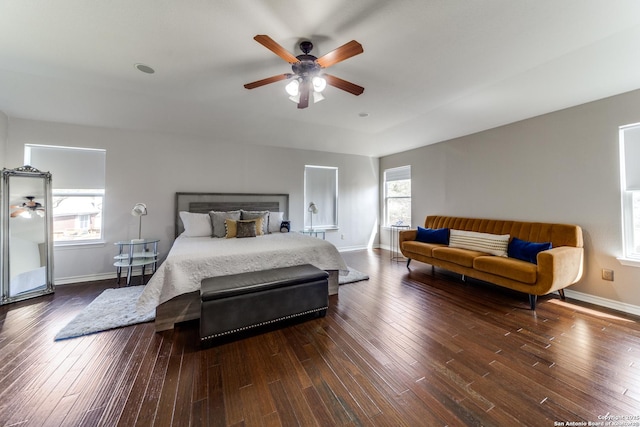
252, 217, 264, 235
227, 216, 263, 236
449, 229, 510, 257
268, 211, 285, 233
224, 219, 238, 238
209, 210, 241, 238
236, 220, 257, 238
179, 211, 212, 237
508, 237, 552, 264
241, 210, 269, 235
416, 227, 449, 244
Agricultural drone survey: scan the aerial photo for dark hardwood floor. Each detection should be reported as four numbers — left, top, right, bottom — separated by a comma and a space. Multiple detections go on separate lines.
2, 249, 640, 426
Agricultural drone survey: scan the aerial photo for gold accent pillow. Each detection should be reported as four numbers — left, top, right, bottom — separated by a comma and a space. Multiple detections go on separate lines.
225, 219, 238, 238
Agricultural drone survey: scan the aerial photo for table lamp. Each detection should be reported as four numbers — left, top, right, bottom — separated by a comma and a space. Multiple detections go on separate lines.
308, 202, 318, 230
131, 202, 147, 241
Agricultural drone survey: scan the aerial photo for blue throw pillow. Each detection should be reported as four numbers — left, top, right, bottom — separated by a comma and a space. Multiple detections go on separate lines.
508, 237, 552, 264
416, 227, 449, 245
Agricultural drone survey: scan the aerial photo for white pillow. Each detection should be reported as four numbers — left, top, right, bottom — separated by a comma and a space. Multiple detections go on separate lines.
449, 229, 509, 257
268, 211, 285, 233
179, 211, 212, 237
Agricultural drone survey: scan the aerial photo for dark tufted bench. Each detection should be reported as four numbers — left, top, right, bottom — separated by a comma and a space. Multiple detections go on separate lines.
200, 264, 329, 343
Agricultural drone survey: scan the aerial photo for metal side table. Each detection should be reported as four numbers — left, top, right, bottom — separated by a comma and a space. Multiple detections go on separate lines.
390, 224, 410, 262
114, 239, 159, 286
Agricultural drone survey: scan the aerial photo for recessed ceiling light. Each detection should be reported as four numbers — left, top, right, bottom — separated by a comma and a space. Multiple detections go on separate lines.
358, 112, 369, 118
134, 63, 155, 74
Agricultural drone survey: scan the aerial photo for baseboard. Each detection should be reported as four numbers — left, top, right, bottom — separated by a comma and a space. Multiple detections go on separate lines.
52, 251, 378, 285
53, 248, 378, 285
563, 289, 640, 317
338, 245, 373, 252
55, 266, 640, 318
55, 271, 147, 286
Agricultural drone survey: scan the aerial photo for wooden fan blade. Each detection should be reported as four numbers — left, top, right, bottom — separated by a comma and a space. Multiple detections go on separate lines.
244, 74, 291, 90
324, 74, 365, 96
10, 209, 25, 218
254, 35, 299, 64
298, 81, 310, 109
316, 40, 363, 68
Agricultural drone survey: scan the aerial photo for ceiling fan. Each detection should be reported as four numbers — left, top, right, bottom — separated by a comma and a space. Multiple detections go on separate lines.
244, 35, 365, 109
10, 196, 45, 218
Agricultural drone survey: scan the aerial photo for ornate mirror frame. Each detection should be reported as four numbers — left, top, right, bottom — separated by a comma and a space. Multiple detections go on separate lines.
1, 165, 55, 305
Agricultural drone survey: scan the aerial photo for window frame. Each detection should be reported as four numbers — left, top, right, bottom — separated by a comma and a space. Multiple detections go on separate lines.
619, 124, 640, 265
51, 189, 105, 245
304, 165, 338, 230
25, 144, 106, 246
383, 165, 411, 228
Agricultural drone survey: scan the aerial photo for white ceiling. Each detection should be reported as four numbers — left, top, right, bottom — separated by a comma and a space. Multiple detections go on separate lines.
2, 0, 640, 158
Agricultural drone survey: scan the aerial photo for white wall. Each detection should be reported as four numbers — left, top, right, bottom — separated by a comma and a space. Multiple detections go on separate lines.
380, 88, 640, 311
5, 118, 379, 283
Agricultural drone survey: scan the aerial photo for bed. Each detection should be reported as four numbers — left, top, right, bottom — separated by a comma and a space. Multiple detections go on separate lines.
138, 192, 348, 331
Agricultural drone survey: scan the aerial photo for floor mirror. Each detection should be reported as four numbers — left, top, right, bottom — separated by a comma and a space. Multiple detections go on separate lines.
1, 165, 54, 304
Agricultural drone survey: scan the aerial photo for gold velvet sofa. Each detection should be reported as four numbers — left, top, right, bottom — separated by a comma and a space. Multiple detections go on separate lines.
399, 215, 584, 309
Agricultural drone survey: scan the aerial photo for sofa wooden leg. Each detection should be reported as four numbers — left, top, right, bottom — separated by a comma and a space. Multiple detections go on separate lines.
406, 258, 411, 268
558, 289, 566, 300
529, 294, 537, 310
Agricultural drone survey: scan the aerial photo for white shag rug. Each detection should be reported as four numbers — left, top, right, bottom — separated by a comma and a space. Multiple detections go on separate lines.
55, 286, 154, 341
340, 267, 369, 285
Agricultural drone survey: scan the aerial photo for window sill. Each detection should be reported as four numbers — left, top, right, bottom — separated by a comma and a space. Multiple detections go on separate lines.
617, 257, 640, 268
55, 240, 106, 250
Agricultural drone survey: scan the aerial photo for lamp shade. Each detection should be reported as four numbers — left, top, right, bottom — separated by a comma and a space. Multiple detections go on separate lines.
131, 203, 147, 217
308, 202, 318, 214
131, 203, 147, 240
285, 80, 300, 96
312, 76, 326, 92
288, 93, 301, 104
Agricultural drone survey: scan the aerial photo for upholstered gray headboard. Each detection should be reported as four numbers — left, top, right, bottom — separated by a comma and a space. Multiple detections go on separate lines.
175, 192, 289, 237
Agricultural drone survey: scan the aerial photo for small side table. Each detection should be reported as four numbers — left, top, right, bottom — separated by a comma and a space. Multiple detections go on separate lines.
299, 229, 326, 240
390, 224, 410, 262
114, 239, 159, 286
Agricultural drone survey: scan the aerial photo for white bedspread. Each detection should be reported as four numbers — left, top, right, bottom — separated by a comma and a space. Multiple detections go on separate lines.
137, 232, 348, 313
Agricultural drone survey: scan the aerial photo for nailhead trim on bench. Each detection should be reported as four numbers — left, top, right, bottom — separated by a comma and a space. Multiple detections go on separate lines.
200, 306, 328, 341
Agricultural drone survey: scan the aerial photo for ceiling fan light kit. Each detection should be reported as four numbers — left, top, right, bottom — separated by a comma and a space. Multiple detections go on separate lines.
312, 91, 325, 104
244, 35, 364, 109
10, 195, 46, 218
285, 80, 300, 96
312, 76, 327, 92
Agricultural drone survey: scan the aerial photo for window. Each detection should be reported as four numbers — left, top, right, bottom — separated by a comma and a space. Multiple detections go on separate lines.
304, 165, 338, 229
25, 145, 106, 244
620, 124, 640, 261
384, 166, 411, 227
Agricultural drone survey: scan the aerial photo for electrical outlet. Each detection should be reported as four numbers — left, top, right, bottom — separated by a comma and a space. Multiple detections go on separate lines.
341, 234, 345, 240
602, 269, 614, 281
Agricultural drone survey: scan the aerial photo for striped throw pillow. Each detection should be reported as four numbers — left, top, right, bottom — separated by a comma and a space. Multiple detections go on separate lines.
449, 229, 510, 257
